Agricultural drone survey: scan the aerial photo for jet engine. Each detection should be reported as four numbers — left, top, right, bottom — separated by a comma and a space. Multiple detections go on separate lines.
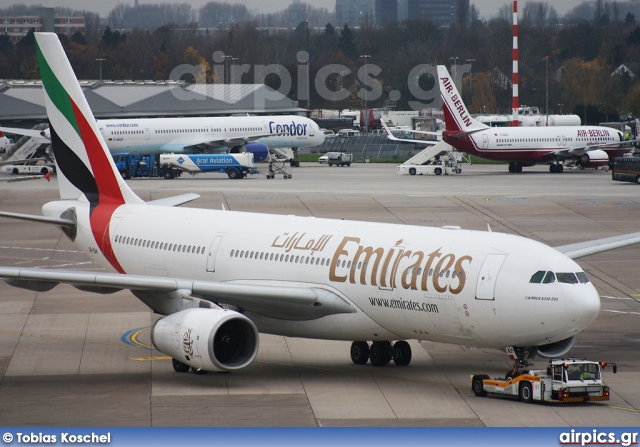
230, 142, 270, 162
536, 336, 576, 358
151, 308, 259, 372
577, 149, 609, 168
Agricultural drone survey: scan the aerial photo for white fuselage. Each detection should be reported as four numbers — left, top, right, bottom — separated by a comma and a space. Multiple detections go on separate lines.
446, 126, 626, 163
97, 115, 324, 154
44, 200, 601, 350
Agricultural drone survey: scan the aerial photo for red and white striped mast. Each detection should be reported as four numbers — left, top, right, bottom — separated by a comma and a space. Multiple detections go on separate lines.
512, 0, 519, 127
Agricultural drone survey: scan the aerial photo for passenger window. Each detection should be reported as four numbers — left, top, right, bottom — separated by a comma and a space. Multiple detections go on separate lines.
543, 271, 556, 284
557, 273, 578, 284
530, 271, 545, 283
576, 272, 590, 283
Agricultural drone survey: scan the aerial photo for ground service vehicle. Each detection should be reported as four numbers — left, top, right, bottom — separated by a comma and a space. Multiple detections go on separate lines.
612, 156, 640, 184
2, 164, 54, 176
113, 153, 179, 179
326, 152, 352, 166
471, 358, 617, 403
397, 156, 461, 176
159, 153, 254, 179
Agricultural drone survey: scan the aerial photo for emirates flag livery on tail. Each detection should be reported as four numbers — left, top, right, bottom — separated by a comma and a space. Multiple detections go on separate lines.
1, 34, 640, 374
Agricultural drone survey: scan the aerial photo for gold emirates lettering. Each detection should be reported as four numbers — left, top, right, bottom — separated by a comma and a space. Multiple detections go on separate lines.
329, 236, 472, 294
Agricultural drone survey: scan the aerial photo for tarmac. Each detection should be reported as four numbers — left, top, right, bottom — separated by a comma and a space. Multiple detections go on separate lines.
0, 162, 639, 427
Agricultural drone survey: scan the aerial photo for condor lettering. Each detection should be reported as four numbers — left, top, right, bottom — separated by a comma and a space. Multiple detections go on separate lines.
269, 121, 308, 136
329, 236, 472, 294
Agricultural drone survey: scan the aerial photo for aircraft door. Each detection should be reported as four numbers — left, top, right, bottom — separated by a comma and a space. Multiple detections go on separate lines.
475, 254, 507, 300
206, 235, 223, 272
145, 128, 150, 140
482, 134, 489, 149
309, 122, 314, 136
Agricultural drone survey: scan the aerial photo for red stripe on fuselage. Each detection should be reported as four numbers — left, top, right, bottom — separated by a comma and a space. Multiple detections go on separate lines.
70, 98, 126, 273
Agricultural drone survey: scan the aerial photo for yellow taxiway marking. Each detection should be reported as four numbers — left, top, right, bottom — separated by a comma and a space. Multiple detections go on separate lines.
129, 356, 172, 361
0, 330, 150, 348
129, 328, 153, 349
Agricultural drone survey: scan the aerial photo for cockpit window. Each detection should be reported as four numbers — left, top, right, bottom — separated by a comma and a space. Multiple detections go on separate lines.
556, 273, 578, 284
576, 272, 590, 283
530, 271, 546, 283
543, 271, 556, 284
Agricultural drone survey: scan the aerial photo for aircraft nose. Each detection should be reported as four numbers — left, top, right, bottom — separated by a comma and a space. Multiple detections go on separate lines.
566, 284, 601, 331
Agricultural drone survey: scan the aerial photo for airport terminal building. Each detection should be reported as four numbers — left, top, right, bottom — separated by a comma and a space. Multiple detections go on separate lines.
0, 80, 305, 129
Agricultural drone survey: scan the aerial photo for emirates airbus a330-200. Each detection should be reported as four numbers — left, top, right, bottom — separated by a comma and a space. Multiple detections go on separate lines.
1, 33, 640, 377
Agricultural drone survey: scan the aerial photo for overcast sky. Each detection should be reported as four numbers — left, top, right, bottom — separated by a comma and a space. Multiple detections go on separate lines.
15, 0, 590, 19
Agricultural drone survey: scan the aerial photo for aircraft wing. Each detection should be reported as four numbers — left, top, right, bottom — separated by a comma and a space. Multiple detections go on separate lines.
380, 119, 440, 145
0, 267, 355, 320
184, 132, 286, 151
555, 231, 640, 259
550, 142, 635, 159
147, 193, 200, 207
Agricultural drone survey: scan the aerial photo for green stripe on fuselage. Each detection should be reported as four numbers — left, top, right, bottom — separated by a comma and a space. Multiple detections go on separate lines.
35, 38, 80, 136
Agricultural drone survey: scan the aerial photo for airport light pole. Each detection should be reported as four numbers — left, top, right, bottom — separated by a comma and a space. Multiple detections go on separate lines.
360, 54, 370, 133
466, 58, 475, 103
231, 57, 239, 84
96, 58, 105, 82
449, 56, 459, 87
544, 55, 549, 126
225, 55, 233, 84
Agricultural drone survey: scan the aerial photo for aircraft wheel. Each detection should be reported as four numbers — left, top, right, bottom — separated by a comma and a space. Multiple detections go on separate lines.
434, 167, 442, 175
549, 164, 557, 173
635, 176, 640, 184
519, 381, 533, 403
515, 164, 523, 173
409, 167, 416, 175
508, 163, 515, 173
350, 341, 369, 365
392, 341, 412, 366
172, 358, 190, 373
558, 164, 564, 173
227, 168, 240, 179
369, 341, 392, 367
472, 375, 489, 397
11, 168, 18, 175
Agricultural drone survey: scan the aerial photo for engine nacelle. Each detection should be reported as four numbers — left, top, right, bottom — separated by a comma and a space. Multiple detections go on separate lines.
536, 336, 576, 358
230, 142, 269, 162
151, 308, 259, 372
577, 149, 609, 168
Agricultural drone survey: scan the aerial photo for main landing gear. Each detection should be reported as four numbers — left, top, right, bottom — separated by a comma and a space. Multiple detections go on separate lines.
508, 162, 523, 173
350, 341, 412, 367
549, 163, 564, 173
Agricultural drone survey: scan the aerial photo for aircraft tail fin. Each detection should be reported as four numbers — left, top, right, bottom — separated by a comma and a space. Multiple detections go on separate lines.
34, 32, 142, 206
437, 65, 487, 134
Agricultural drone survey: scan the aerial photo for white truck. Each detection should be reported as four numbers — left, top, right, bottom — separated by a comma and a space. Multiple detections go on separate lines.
326, 152, 352, 167
397, 156, 461, 176
1, 163, 54, 176
471, 358, 617, 403
159, 153, 254, 179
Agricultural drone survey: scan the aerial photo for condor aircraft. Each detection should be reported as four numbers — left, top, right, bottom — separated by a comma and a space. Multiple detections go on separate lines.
1, 113, 324, 163
437, 66, 630, 173
2, 34, 640, 376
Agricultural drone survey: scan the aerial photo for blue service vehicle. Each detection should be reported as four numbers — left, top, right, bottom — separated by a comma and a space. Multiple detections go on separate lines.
159, 153, 255, 179
112, 153, 180, 180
